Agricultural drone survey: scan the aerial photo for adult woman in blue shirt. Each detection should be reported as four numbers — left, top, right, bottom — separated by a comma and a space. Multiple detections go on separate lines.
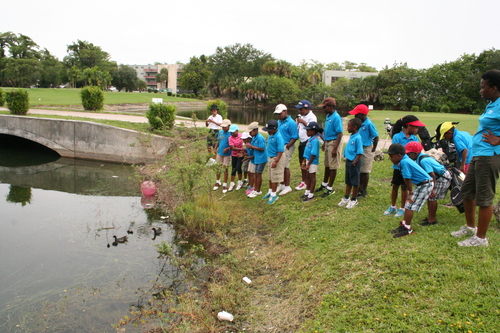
453, 70, 500, 246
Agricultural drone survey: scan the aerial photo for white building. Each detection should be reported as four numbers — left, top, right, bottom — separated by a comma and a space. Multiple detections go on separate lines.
128, 64, 182, 92
322, 70, 378, 85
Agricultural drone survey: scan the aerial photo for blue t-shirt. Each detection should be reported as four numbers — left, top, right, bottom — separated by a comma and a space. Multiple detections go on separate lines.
267, 132, 285, 158
303, 134, 321, 165
416, 153, 446, 177
246, 147, 254, 163
396, 155, 432, 185
472, 98, 500, 157
359, 117, 379, 147
453, 129, 473, 164
251, 133, 268, 164
392, 131, 419, 146
217, 130, 231, 156
344, 132, 363, 161
323, 111, 343, 141
278, 115, 299, 144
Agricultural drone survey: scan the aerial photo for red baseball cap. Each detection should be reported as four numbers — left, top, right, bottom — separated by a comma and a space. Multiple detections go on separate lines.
348, 104, 369, 115
405, 141, 424, 154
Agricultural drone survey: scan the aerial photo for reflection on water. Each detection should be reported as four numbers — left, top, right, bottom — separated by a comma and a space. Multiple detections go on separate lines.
0, 139, 187, 332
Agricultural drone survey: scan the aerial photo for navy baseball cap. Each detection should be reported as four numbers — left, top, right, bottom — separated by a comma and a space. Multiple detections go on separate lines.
294, 100, 312, 109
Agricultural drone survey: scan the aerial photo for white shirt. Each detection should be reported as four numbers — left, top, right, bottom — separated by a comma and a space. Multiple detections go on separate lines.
207, 114, 223, 130
298, 111, 317, 143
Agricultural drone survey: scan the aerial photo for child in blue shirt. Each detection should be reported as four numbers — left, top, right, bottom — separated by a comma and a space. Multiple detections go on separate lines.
213, 119, 232, 194
439, 122, 473, 174
301, 121, 323, 202
338, 118, 364, 209
385, 143, 433, 238
246, 122, 267, 198
406, 141, 452, 226
384, 115, 425, 217
262, 119, 285, 205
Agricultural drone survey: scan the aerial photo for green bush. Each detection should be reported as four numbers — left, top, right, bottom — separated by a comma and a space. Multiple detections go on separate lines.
0, 88, 4, 107
206, 99, 228, 119
411, 105, 420, 112
440, 104, 451, 113
146, 102, 176, 130
80, 86, 104, 111
167, 91, 173, 96
6, 89, 29, 115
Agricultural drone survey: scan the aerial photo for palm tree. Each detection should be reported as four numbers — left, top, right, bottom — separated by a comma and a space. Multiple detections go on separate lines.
155, 67, 168, 90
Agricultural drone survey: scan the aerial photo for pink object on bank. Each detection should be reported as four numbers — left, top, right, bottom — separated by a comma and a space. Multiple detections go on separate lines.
141, 181, 156, 197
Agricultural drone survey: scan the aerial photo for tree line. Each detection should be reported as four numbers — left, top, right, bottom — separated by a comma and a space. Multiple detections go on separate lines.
1, 31, 499, 113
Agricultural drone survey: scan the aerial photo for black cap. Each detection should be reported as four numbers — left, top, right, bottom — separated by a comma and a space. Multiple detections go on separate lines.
384, 143, 406, 155
262, 119, 279, 131
210, 104, 219, 110
304, 121, 323, 133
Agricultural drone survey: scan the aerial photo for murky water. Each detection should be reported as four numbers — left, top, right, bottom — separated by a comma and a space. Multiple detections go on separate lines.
0, 137, 179, 332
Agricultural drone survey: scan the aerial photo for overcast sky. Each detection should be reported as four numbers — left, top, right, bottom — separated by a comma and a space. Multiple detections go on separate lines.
2, 0, 499, 71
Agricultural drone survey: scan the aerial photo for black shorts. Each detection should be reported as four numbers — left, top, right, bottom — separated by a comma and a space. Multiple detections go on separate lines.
345, 160, 361, 186
391, 169, 405, 186
207, 129, 218, 147
298, 141, 307, 162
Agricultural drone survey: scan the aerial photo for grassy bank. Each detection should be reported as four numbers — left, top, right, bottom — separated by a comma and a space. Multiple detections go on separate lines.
0, 87, 198, 107
136, 126, 500, 333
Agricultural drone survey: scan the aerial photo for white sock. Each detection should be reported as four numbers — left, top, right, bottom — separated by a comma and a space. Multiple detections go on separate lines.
271, 192, 276, 197
230, 182, 235, 186
305, 190, 310, 195
402, 220, 411, 229
327, 186, 333, 191
216, 180, 221, 184
308, 193, 314, 198
223, 183, 227, 187
322, 182, 328, 187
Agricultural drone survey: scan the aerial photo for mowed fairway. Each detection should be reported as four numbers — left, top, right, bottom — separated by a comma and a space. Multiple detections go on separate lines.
0, 87, 198, 106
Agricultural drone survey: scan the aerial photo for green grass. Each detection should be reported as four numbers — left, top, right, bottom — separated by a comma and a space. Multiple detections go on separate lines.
161, 134, 500, 332
364, 110, 479, 138
0, 87, 199, 106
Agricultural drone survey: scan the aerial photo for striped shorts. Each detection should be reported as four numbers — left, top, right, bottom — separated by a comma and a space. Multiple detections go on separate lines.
428, 170, 452, 202
404, 182, 433, 212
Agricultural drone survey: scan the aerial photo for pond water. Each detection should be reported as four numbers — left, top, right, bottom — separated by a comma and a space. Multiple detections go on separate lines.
0, 137, 181, 332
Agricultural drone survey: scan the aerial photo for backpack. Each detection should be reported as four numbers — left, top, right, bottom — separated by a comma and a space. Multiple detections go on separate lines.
448, 167, 465, 213
417, 127, 433, 151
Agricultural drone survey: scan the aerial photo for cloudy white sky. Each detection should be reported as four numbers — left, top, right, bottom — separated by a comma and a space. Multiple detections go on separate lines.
2, 0, 499, 70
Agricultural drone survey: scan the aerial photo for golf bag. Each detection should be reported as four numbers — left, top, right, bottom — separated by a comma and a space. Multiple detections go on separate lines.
448, 166, 465, 213
417, 126, 433, 151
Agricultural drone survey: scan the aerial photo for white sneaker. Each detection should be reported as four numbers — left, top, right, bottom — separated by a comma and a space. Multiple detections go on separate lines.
279, 186, 292, 195
295, 182, 307, 191
247, 190, 262, 198
458, 235, 489, 247
346, 199, 358, 209
338, 197, 350, 207
451, 225, 477, 237
276, 184, 284, 193
222, 185, 228, 194
235, 181, 243, 191
228, 183, 235, 192
213, 182, 221, 191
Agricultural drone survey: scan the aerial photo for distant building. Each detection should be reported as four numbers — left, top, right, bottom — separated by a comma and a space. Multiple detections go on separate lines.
128, 64, 182, 92
322, 70, 378, 85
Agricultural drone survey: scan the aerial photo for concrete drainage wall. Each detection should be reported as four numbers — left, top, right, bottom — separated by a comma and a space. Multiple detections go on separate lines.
0, 115, 171, 164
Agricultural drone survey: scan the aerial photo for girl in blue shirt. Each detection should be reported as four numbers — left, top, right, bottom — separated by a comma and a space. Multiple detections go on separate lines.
384, 115, 426, 217
301, 121, 323, 202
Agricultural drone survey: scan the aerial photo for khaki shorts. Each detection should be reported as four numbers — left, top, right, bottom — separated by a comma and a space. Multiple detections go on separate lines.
248, 161, 256, 173
324, 140, 342, 169
360, 145, 375, 173
284, 144, 295, 169
216, 154, 231, 167
305, 161, 318, 174
268, 156, 285, 183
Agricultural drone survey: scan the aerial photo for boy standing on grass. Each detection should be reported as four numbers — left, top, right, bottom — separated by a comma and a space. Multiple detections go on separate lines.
213, 119, 232, 194
262, 120, 285, 205
349, 103, 379, 198
275, 104, 299, 196
246, 122, 267, 198
405, 141, 452, 226
301, 121, 323, 202
338, 118, 364, 209
316, 97, 343, 198
240, 132, 252, 190
385, 143, 434, 238
295, 100, 317, 191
